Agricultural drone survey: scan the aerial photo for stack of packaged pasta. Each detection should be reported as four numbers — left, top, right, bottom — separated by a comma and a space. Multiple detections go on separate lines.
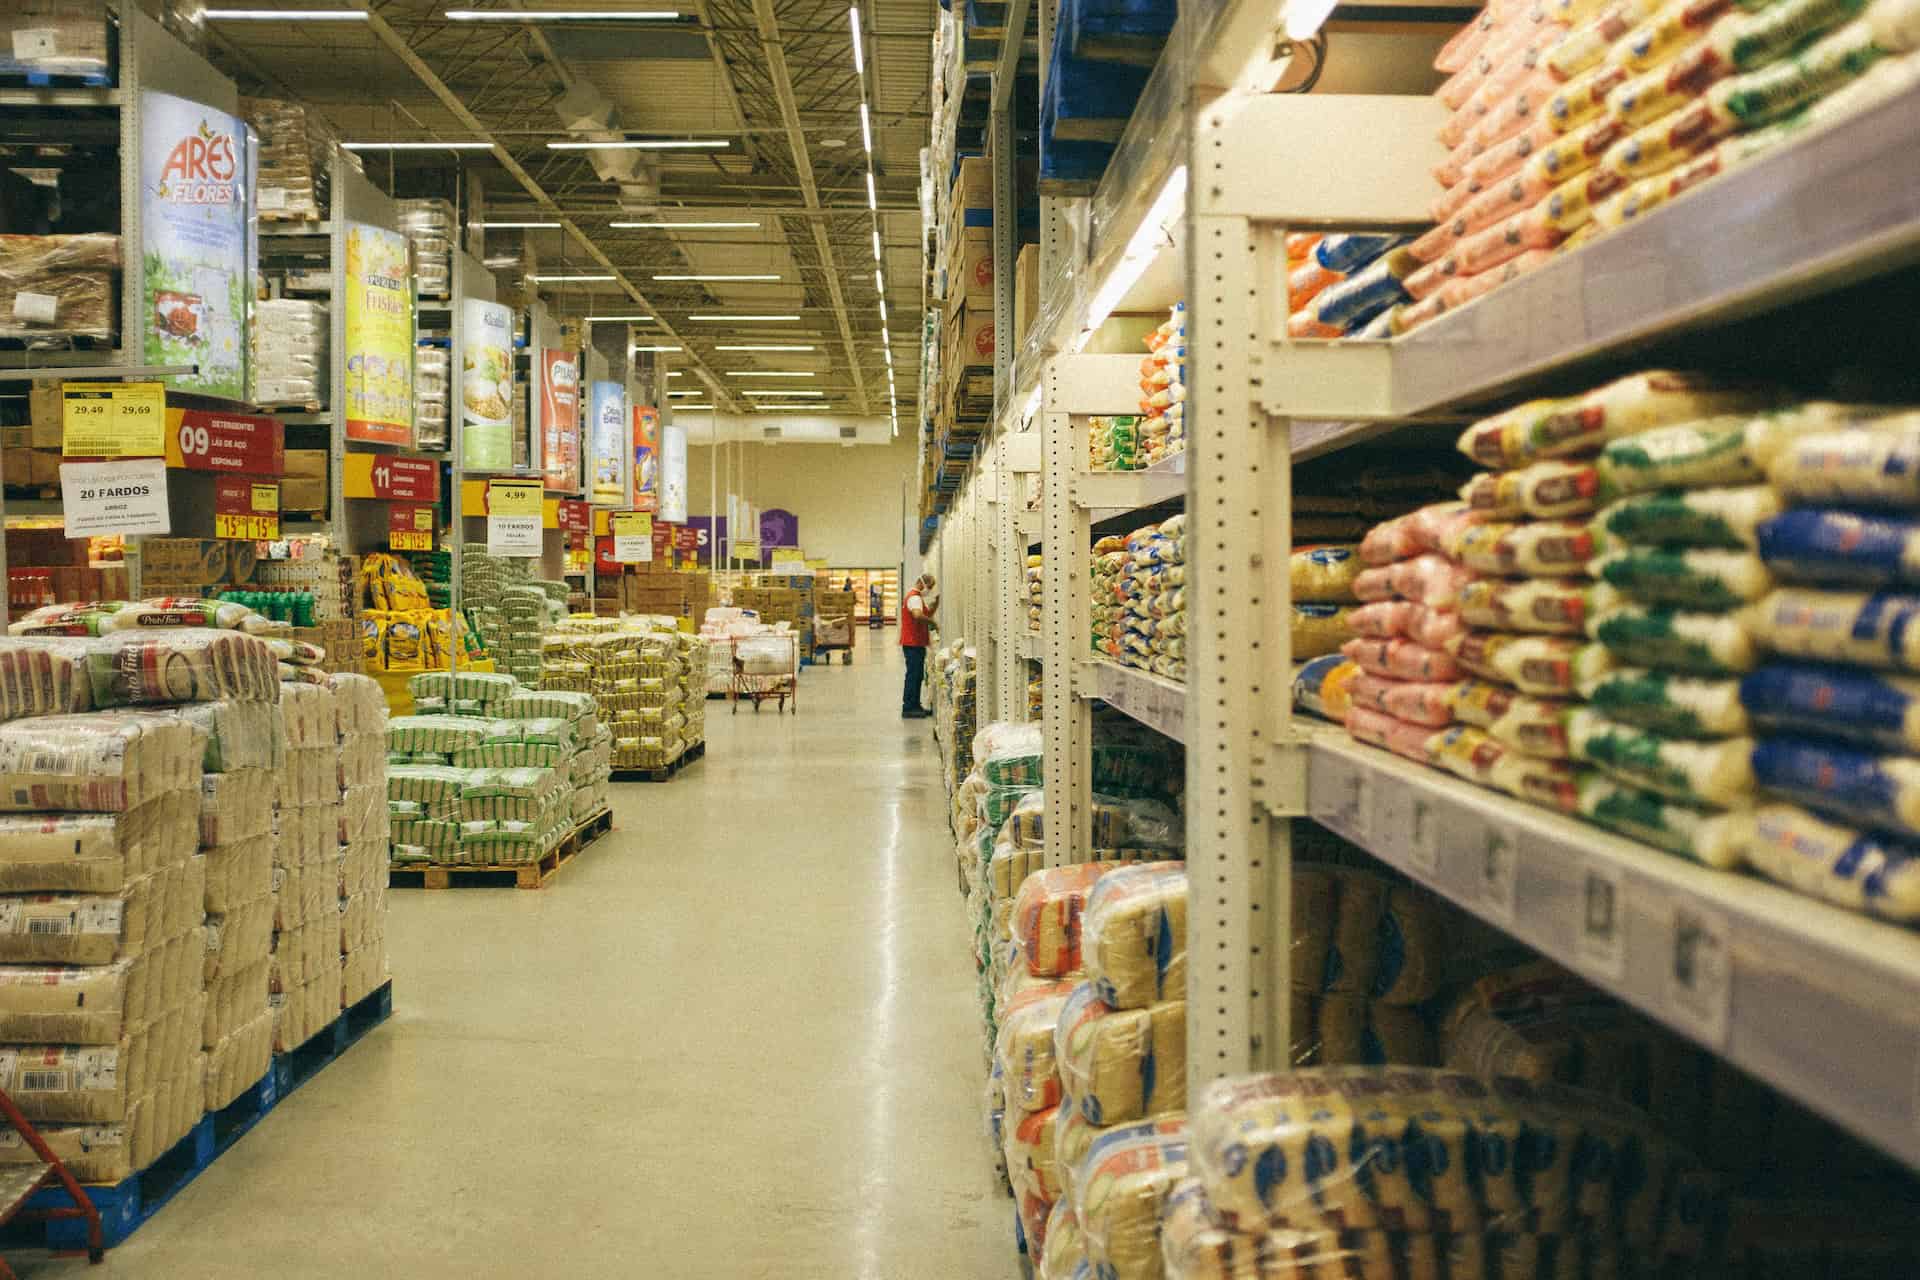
1451, 371, 1798, 859
1289, 865, 1448, 1070
1139, 305, 1186, 465
0, 629, 280, 1183
272, 682, 345, 1053
1035, 862, 1192, 1280
1026, 554, 1044, 634
1161, 1066, 1723, 1279
1731, 410, 1920, 921
1394, 0, 1920, 336
331, 674, 390, 1012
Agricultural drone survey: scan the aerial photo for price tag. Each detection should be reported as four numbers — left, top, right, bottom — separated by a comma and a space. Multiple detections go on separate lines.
612, 511, 653, 563
1577, 864, 1627, 981
1405, 796, 1440, 876
12, 292, 57, 326
1476, 822, 1518, 924
62, 383, 165, 458
1666, 905, 1732, 1047
12, 29, 58, 60
58, 459, 170, 538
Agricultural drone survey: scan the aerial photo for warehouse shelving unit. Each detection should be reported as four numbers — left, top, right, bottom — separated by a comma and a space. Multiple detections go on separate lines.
924, 0, 1920, 1186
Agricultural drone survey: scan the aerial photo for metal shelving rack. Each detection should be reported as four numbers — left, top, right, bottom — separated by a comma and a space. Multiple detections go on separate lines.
923, 0, 1920, 1180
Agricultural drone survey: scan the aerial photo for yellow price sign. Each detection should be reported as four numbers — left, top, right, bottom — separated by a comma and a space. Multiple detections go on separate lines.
212, 511, 280, 540
488, 479, 544, 518
62, 382, 166, 458
390, 529, 433, 551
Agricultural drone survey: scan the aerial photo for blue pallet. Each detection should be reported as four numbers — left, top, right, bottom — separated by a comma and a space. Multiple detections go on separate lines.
15, 981, 393, 1253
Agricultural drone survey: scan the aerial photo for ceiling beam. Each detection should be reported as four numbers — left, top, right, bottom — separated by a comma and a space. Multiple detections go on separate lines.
746, 0, 872, 416
345, 0, 742, 412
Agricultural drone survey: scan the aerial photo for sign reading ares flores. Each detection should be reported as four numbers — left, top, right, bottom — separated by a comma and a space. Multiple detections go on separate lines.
59, 459, 171, 539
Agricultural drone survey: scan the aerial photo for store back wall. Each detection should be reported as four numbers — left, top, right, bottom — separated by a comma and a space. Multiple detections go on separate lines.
685, 433, 918, 569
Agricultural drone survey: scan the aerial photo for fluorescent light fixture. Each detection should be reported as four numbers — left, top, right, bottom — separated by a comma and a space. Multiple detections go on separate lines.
872, 229, 882, 260
610, 220, 759, 229
725, 371, 815, 378
849, 5, 864, 77
743, 390, 824, 397
531, 274, 615, 282
1282, 0, 1340, 39
481, 220, 561, 228
1080, 165, 1188, 345
690, 314, 799, 321
446, 8, 680, 18
630, 344, 683, 352
585, 314, 652, 322
546, 139, 726, 151
203, 7, 368, 17
859, 103, 873, 154
652, 274, 780, 282
342, 140, 492, 150
715, 344, 816, 351
865, 172, 877, 211
873, 268, 884, 294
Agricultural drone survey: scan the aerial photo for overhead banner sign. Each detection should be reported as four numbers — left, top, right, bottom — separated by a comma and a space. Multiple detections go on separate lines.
62, 382, 165, 458
162, 406, 284, 474
212, 477, 279, 540
59, 458, 170, 538
343, 222, 414, 444
140, 91, 248, 401
461, 299, 514, 470
631, 404, 659, 512
486, 478, 543, 556
659, 422, 687, 523
540, 349, 581, 492
611, 511, 653, 563
589, 381, 626, 504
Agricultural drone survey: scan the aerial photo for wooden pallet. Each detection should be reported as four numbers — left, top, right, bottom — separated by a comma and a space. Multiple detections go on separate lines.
610, 740, 706, 783
11, 981, 393, 1252
387, 808, 613, 890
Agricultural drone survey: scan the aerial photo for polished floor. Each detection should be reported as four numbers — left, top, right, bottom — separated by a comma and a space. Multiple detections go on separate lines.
29, 642, 1015, 1279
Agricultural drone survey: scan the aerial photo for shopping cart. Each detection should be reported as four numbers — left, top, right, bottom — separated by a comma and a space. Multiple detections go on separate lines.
0, 1084, 104, 1270
812, 613, 854, 664
732, 631, 798, 713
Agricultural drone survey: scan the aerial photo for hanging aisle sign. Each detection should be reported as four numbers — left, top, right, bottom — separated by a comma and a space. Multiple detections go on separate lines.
611, 511, 653, 563
486, 478, 543, 556
62, 382, 165, 457
59, 458, 171, 538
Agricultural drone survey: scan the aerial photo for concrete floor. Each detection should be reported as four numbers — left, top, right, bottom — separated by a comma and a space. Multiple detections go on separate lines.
25, 643, 1015, 1279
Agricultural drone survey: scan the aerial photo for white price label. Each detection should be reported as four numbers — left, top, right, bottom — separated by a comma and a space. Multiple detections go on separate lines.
58, 459, 171, 539
1405, 796, 1440, 876
12, 291, 57, 326
1666, 905, 1732, 1048
1476, 824, 1518, 924
1577, 864, 1627, 981
12, 29, 58, 61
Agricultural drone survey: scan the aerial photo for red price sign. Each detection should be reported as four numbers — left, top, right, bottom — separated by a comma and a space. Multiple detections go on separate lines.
163, 408, 285, 475
388, 504, 435, 551
556, 499, 591, 536
344, 453, 439, 502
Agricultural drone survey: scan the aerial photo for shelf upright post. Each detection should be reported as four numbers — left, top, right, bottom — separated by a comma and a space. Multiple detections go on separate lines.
1041, 359, 1090, 864
1184, 101, 1287, 1084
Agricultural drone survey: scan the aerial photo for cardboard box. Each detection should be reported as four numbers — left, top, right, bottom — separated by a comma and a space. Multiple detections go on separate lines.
283, 450, 328, 480
1015, 244, 1039, 348
280, 477, 326, 512
28, 383, 62, 449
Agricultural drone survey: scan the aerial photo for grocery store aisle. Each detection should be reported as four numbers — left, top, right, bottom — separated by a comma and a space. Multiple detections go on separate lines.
29, 647, 1015, 1279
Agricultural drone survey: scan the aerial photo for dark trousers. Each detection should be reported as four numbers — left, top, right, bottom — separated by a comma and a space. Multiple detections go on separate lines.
902, 645, 927, 712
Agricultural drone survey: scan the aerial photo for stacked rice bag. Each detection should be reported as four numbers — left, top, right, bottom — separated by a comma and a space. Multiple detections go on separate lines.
1139, 305, 1187, 464
1728, 409, 1920, 919
1099, 517, 1188, 680
1286, 234, 1416, 340
1396, 0, 1920, 335
1290, 865, 1447, 1068
1162, 1067, 1721, 1278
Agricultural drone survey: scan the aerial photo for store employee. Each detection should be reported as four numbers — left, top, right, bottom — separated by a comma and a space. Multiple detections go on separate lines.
901, 574, 938, 719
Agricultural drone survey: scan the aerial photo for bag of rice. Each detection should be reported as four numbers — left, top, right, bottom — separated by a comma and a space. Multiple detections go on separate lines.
1588, 603, 1760, 675
1589, 547, 1773, 608
1736, 802, 1920, 921
1592, 485, 1782, 549
1740, 662, 1920, 752
1750, 588, 1920, 671
1565, 708, 1755, 805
